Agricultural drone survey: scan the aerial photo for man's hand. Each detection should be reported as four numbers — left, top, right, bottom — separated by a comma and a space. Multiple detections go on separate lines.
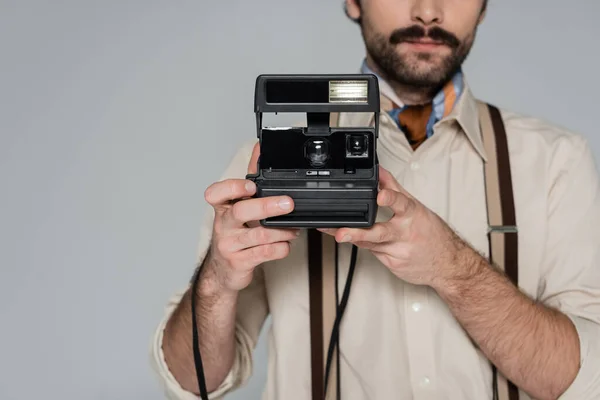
201, 142, 300, 294
319, 165, 474, 289
322, 165, 580, 399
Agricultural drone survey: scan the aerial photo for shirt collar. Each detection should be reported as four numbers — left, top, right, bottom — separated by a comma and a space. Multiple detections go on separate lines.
446, 81, 487, 161
357, 59, 487, 161
360, 59, 407, 109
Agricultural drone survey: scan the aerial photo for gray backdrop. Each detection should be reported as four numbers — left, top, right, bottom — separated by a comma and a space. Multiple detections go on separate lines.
0, 1, 598, 399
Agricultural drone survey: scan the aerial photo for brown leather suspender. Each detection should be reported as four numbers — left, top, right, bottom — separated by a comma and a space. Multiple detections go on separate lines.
307, 103, 519, 400
308, 228, 325, 400
479, 102, 520, 400
308, 230, 339, 400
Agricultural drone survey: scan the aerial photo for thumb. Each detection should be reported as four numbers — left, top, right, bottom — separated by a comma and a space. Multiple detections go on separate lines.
247, 141, 260, 175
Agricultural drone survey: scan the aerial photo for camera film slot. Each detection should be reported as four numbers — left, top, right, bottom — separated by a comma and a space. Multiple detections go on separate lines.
306, 170, 331, 176
329, 80, 369, 104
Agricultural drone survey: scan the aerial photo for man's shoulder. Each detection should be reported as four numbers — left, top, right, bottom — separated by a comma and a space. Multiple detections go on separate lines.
218, 139, 258, 180
494, 104, 589, 158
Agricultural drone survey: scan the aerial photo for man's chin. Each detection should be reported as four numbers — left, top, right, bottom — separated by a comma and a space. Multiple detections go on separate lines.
398, 50, 452, 71
391, 63, 452, 88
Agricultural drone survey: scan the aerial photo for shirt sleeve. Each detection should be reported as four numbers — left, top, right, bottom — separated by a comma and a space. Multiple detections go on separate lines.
536, 134, 600, 399
149, 140, 270, 400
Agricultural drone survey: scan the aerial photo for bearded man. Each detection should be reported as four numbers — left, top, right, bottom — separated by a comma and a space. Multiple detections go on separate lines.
151, 1, 600, 399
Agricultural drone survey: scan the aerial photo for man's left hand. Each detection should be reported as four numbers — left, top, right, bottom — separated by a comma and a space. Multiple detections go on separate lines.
319, 166, 478, 289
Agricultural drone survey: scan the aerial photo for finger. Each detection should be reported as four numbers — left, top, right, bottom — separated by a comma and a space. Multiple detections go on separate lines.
359, 241, 404, 255
317, 228, 338, 236
378, 189, 415, 218
232, 241, 291, 270
225, 196, 294, 228
352, 240, 382, 251
205, 179, 256, 209
226, 226, 300, 252
335, 222, 394, 244
247, 142, 260, 175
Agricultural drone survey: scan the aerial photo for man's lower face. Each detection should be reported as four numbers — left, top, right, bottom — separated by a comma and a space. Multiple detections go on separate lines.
377, 43, 459, 87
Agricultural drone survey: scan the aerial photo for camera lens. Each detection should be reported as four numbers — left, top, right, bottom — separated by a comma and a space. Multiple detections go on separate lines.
304, 138, 330, 167
346, 134, 368, 157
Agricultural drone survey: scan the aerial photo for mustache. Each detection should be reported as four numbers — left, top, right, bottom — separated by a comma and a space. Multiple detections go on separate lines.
389, 25, 460, 48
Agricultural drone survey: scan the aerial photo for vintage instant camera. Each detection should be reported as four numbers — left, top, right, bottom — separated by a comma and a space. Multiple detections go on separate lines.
246, 74, 380, 228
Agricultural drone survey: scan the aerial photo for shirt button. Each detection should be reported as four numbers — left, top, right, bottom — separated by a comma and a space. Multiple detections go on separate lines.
419, 377, 431, 387
410, 162, 420, 171
411, 302, 422, 312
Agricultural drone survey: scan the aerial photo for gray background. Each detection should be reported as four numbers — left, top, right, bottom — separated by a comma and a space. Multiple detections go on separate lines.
0, 0, 598, 399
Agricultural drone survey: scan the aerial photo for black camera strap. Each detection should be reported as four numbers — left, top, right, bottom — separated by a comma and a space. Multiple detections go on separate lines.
307, 103, 520, 400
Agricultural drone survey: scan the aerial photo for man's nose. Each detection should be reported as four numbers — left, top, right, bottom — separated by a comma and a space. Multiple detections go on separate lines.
410, 0, 444, 25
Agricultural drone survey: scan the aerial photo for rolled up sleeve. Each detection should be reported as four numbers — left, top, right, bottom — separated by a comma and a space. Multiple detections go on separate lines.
537, 134, 600, 399
149, 140, 269, 399
149, 288, 262, 400
558, 315, 600, 399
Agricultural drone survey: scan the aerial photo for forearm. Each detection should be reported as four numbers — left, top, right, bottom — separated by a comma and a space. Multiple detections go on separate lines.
163, 260, 239, 394
434, 250, 580, 400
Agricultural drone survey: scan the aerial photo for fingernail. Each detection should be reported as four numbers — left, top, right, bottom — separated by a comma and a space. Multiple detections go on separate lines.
340, 235, 351, 243
245, 181, 256, 192
278, 198, 292, 210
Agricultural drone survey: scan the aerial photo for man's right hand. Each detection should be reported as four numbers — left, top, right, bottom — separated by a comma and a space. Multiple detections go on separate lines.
201, 143, 299, 294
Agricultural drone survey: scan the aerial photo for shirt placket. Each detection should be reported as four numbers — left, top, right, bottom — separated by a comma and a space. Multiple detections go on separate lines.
397, 141, 446, 400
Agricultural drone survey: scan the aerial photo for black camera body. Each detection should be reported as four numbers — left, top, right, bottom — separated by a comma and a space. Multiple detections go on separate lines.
246, 74, 380, 228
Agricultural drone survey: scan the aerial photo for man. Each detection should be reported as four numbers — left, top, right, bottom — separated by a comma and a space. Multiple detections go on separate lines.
150, 0, 600, 399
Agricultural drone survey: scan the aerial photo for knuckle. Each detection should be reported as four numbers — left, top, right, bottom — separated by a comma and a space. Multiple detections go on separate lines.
397, 199, 409, 214
397, 246, 411, 260
231, 202, 245, 222
248, 246, 263, 262
254, 228, 270, 244
261, 198, 273, 216
228, 180, 240, 198
262, 244, 275, 259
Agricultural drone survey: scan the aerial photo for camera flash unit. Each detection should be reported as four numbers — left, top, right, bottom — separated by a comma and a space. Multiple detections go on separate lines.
329, 80, 369, 104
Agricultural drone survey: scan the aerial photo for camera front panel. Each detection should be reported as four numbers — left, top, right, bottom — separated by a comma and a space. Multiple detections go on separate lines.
259, 128, 376, 178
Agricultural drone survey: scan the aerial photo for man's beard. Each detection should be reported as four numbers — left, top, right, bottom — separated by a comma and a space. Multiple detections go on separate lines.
363, 23, 476, 93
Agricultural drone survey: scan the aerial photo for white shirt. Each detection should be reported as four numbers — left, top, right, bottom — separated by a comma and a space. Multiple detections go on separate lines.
150, 78, 600, 399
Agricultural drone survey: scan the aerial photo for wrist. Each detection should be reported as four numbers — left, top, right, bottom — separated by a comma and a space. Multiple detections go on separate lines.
431, 244, 487, 299
195, 257, 238, 300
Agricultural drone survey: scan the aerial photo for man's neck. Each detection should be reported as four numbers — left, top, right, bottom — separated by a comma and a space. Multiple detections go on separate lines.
365, 56, 438, 106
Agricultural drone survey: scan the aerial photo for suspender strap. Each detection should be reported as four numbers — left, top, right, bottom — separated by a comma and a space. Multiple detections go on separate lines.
322, 234, 339, 400
479, 102, 520, 400
308, 229, 324, 400
308, 113, 342, 400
